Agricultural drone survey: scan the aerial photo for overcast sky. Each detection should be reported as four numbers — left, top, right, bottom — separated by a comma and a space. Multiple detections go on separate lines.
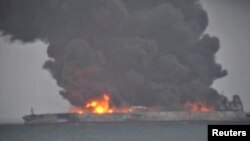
0, 0, 250, 123
202, 0, 250, 112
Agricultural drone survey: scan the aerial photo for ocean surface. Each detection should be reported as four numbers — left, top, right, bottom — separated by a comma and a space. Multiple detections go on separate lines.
0, 121, 238, 141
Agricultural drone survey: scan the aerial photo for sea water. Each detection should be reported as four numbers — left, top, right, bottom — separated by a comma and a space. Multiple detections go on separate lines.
0, 122, 208, 141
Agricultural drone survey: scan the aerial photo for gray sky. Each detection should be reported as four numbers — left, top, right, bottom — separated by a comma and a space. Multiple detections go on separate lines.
202, 0, 250, 112
0, 0, 250, 123
0, 38, 70, 123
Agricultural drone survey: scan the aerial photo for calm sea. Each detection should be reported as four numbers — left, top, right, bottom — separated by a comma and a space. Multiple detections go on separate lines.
0, 121, 215, 141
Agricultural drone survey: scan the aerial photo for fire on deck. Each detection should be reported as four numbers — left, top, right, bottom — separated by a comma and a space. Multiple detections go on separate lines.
23, 111, 250, 124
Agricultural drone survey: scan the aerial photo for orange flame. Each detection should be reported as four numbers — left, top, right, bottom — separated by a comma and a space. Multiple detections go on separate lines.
85, 94, 113, 114
185, 101, 214, 112
70, 94, 114, 114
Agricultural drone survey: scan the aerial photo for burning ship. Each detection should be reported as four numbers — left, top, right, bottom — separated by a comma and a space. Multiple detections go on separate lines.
3, 0, 249, 124
23, 94, 250, 124
23, 111, 250, 124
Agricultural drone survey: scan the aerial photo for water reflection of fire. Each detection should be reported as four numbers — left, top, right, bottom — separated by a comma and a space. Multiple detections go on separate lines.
185, 101, 214, 112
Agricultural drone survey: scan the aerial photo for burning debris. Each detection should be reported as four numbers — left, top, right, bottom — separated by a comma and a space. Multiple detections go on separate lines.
0, 0, 243, 112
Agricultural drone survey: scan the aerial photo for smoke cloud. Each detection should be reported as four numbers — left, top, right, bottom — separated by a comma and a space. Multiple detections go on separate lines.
0, 0, 237, 111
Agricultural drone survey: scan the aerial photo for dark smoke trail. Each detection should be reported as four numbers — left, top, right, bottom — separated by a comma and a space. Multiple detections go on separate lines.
0, 0, 242, 111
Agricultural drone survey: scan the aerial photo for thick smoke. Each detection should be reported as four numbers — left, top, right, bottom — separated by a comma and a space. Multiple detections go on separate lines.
1, 0, 239, 111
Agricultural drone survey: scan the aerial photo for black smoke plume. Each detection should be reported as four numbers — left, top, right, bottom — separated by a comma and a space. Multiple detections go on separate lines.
1, 0, 241, 111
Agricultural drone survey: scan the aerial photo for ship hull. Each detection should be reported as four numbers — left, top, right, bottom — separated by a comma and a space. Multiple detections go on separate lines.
23, 111, 250, 124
